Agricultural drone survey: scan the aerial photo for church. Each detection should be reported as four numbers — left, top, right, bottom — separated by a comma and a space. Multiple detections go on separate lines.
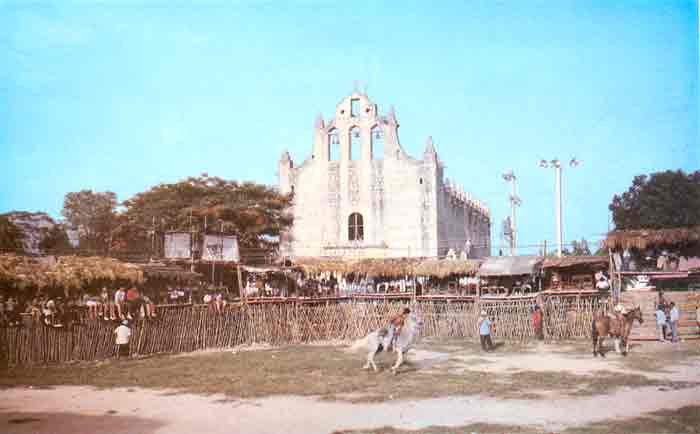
278, 89, 491, 259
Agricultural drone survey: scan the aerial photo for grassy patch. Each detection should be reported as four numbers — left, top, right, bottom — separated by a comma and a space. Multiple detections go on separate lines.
333, 422, 534, 434
1, 344, 689, 402
564, 405, 700, 434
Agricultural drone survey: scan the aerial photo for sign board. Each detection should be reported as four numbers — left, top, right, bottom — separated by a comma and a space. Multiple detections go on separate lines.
201, 235, 240, 262
164, 232, 191, 259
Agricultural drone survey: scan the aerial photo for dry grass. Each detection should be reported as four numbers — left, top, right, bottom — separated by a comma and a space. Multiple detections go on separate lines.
563, 405, 700, 434
2, 340, 695, 403
333, 422, 532, 434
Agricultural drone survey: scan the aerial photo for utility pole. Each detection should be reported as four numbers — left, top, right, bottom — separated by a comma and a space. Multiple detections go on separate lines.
538, 158, 580, 257
502, 170, 521, 256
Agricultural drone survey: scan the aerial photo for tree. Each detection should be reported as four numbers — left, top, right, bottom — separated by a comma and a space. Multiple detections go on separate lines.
39, 224, 73, 253
61, 190, 118, 253
609, 170, 700, 230
120, 175, 292, 250
569, 238, 592, 256
0, 215, 24, 252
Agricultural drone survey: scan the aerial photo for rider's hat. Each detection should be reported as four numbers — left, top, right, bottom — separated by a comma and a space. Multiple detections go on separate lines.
480, 310, 487, 316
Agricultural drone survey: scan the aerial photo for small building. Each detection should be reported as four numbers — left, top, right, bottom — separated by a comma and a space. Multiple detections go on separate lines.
541, 256, 609, 293
478, 256, 544, 297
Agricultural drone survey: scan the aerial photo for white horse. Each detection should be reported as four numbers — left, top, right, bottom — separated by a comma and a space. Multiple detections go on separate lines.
353, 313, 423, 375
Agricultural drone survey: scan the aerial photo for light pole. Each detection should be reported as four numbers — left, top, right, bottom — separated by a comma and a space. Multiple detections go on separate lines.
538, 158, 580, 257
502, 170, 521, 256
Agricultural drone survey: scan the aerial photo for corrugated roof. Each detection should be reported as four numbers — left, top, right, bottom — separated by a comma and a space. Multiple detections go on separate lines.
478, 256, 543, 276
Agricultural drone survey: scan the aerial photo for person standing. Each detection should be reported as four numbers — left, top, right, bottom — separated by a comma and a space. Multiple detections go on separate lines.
532, 305, 544, 340
114, 288, 126, 320
478, 310, 494, 351
655, 305, 667, 343
669, 302, 680, 343
114, 320, 131, 359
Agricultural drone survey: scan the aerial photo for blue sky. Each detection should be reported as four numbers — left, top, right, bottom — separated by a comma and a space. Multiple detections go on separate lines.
1, 0, 698, 255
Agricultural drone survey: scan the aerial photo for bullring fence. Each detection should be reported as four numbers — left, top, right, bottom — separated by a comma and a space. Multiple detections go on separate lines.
1, 295, 609, 366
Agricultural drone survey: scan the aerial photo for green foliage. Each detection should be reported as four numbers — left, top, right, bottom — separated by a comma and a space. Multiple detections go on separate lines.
569, 238, 592, 256
61, 190, 118, 252
120, 175, 292, 249
609, 170, 700, 230
0, 215, 24, 252
38, 224, 73, 253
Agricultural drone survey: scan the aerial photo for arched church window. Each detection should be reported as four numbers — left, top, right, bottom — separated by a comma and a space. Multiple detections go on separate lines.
371, 125, 384, 160
328, 128, 340, 161
348, 212, 364, 241
349, 126, 360, 160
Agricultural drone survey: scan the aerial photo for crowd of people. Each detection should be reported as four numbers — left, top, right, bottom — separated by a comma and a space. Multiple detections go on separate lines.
0, 286, 159, 328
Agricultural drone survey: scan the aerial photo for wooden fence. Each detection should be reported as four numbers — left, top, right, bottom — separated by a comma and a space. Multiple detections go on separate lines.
0, 295, 608, 366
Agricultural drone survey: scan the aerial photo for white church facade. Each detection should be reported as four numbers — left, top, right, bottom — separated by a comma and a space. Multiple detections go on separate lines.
278, 90, 491, 259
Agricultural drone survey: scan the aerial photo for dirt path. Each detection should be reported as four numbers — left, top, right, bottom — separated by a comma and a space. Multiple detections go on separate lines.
3, 342, 699, 433
3, 381, 700, 434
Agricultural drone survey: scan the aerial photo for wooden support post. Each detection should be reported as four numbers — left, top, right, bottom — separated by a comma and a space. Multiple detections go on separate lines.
237, 264, 245, 305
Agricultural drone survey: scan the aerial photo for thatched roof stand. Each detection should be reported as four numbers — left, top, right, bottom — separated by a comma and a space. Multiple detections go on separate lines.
293, 257, 422, 277
412, 259, 481, 278
293, 257, 480, 278
0, 254, 144, 290
604, 226, 700, 251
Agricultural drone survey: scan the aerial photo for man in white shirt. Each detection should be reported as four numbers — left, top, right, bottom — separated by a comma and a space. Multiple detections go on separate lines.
669, 302, 680, 343
114, 288, 126, 320
114, 320, 131, 359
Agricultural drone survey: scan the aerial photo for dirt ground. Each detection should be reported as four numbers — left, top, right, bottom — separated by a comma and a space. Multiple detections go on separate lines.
2, 338, 699, 434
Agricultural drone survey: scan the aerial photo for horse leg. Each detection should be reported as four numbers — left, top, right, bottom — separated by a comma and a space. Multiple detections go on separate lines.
622, 338, 628, 356
614, 338, 621, 354
599, 338, 606, 358
362, 351, 371, 370
390, 349, 404, 375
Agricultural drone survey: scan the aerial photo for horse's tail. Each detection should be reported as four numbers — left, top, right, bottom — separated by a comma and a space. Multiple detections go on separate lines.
349, 334, 370, 352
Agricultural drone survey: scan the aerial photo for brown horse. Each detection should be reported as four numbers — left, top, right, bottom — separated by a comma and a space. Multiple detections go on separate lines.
592, 306, 643, 357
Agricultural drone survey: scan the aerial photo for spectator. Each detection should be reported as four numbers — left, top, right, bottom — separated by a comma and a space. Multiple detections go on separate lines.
100, 287, 113, 320
126, 287, 139, 320
478, 310, 494, 351
656, 305, 667, 343
669, 302, 680, 343
532, 305, 544, 340
28, 297, 41, 323
114, 288, 126, 320
0, 294, 6, 326
696, 304, 700, 334
86, 293, 99, 320
215, 292, 226, 313
114, 320, 131, 359
140, 294, 154, 319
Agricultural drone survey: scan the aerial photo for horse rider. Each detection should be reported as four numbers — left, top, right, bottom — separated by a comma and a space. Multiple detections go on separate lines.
386, 308, 411, 351
610, 303, 627, 335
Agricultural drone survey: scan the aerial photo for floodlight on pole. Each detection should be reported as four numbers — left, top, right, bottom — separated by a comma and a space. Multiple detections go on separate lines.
502, 169, 521, 256
538, 157, 580, 257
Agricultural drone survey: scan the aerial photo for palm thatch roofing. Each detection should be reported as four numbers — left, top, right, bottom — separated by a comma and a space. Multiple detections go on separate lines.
478, 256, 543, 276
412, 258, 481, 278
542, 255, 609, 269
293, 257, 480, 277
138, 263, 202, 282
0, 254, 144, 290
293, 257, 422, 276
603, 226, 700, 250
